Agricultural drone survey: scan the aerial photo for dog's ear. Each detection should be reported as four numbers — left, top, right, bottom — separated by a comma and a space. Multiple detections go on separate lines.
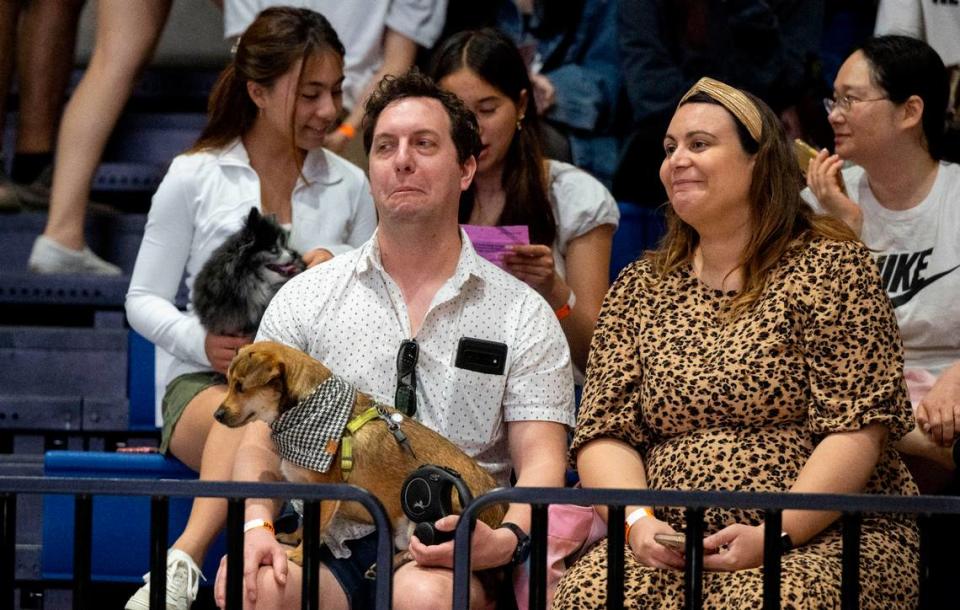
237, 347, 285, 389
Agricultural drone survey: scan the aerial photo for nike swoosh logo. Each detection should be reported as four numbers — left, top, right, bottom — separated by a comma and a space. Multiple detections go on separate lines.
889, 264, 960, 308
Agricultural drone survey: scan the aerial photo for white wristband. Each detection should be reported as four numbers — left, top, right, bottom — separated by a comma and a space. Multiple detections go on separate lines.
243, 518, 275, 534
625, 507, 654, 529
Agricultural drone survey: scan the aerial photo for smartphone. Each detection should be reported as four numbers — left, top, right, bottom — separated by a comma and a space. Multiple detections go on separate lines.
794, 139, 848, 194
653, 532, 686, 551
793, 139, 819, 175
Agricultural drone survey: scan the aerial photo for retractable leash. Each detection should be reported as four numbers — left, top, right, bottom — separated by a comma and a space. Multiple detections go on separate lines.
401, 464, 474, 545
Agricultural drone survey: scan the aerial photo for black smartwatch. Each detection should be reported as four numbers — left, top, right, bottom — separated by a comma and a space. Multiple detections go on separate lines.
499, 522, 531, 566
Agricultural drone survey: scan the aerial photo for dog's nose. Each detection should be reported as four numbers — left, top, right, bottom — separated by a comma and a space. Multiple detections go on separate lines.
213, 407, 226, 423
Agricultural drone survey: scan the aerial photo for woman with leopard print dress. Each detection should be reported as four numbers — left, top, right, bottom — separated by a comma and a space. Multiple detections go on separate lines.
553, 77, 919, 609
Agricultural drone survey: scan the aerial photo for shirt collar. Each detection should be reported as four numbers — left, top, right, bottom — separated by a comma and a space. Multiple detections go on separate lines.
217, 138, 344, 185
355, 227, 487, 290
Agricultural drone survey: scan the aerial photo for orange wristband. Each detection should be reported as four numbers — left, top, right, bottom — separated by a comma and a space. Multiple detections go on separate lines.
337, 123, 356, 140
624, 507, 654, 540
555, 289, 576, 321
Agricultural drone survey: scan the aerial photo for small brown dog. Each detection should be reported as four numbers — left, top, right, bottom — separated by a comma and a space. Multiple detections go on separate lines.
214, 341, 505, 564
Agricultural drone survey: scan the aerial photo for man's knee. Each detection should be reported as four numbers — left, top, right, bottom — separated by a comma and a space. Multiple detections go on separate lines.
393, 567, 453, 610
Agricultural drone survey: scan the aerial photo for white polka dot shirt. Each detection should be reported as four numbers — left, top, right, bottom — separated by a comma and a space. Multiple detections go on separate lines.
257, 230, 575, 486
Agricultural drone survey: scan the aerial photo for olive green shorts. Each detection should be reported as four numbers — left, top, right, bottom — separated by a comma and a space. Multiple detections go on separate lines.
159, 371, 226, 454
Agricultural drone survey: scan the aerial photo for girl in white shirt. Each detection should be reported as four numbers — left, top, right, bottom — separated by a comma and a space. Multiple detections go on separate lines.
123, 8, 375, 609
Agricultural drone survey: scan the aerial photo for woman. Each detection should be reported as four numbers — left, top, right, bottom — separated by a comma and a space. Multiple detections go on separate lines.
123, 8, 376, 609
430, 28, 619, 372
806, 35, 960, 486
553, 77, 918, 608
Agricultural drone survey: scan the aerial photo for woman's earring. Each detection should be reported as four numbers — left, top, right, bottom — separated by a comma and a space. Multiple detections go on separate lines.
516, 115, 524, 132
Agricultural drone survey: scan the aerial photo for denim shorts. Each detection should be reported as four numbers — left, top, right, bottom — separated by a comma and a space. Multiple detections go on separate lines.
321, 531, 380, 609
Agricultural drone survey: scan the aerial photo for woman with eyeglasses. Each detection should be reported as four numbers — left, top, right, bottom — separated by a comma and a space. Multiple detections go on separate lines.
805, 35, 960, 491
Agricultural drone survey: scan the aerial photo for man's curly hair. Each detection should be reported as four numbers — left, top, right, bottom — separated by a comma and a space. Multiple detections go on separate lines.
362, 69, 482, 164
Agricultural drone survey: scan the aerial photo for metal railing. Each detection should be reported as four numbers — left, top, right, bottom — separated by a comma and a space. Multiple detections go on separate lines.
0, 477, 393, 610
454, 487, 960, 610
2, 477, 959, 609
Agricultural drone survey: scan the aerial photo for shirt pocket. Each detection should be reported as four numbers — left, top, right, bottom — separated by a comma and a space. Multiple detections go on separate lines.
440, 367, 508, 455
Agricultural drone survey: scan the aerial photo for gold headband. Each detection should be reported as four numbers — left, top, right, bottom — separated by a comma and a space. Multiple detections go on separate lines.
679, 77, 762, 142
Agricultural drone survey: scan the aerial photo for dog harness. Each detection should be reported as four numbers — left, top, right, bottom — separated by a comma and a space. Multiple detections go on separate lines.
269, 374, 416, 478
340, 403, 416, 480
270, 374, 357, 473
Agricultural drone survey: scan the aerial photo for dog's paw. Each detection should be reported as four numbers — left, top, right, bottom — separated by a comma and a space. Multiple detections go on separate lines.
286, 544, 304, 567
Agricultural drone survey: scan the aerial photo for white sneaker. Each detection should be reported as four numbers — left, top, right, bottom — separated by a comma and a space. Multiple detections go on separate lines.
124, 549, 204, 610
27, 235, 121, 275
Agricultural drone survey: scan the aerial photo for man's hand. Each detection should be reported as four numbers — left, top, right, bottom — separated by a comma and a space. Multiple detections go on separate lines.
407, 515, 515, 570
213, 527, 288, 607
627, 516, 686, 570
916, 366, 960, 447
702, 524, 765, 571
205, 333, 252, 374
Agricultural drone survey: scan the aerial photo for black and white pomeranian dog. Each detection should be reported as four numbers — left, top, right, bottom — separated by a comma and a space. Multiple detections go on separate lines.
193, 208, 305, 336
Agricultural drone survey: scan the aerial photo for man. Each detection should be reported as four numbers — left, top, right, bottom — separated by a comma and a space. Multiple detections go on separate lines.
214, 71, 574, 609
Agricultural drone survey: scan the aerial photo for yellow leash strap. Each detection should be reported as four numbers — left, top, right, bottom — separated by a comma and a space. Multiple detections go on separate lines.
340, 407, 381, 480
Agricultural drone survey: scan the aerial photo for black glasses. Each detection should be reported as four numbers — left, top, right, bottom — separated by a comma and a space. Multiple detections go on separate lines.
395, 339, 418, 416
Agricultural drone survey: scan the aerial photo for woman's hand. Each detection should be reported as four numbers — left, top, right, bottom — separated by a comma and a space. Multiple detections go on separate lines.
702, 524, 765, 571
213, 527, 289, 607
627, 517, 686, 570
407, 515, 515, 570
205, 333, 252, 374
807, 150, 862, 234
916, 366, 960, 447
302, 247, 334, 268
502, 244, 564, 307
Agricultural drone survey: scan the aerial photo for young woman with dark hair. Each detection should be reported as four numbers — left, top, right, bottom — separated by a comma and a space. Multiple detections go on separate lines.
123, 8, 375, 608
430, 28, 619, 372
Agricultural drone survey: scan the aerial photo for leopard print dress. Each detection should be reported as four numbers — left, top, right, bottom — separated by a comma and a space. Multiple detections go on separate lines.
553, 238, 919, 609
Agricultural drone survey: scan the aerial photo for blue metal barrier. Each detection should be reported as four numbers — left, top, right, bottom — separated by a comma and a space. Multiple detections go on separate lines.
0, 477, 394, 610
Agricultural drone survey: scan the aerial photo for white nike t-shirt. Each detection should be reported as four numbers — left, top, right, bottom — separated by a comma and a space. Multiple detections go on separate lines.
803, 162, 960, 375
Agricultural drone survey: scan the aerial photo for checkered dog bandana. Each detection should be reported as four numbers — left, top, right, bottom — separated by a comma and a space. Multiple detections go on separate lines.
270, 374, 356, 473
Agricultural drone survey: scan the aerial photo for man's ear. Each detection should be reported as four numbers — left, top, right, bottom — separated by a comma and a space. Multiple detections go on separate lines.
459, 154, 477, 192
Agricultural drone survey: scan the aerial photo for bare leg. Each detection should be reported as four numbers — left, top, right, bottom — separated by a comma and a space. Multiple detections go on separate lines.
43, 0, 172, 250
393, 562, 494, 610
15, 0, 85, 154
246, 563, 348, 610
167, 384, 247, 565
